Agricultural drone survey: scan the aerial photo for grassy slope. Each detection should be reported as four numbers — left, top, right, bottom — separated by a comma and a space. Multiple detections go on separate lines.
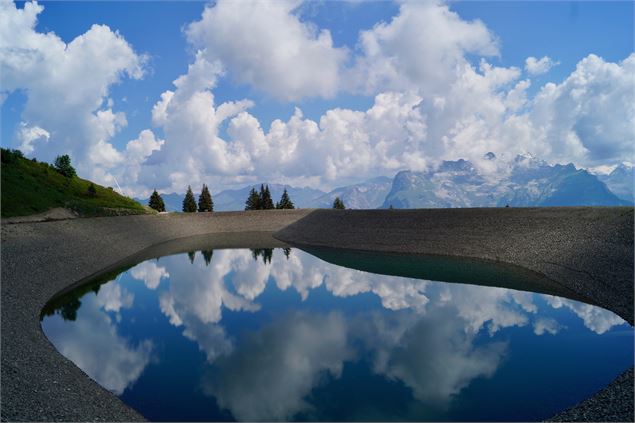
1, 154, 147, 218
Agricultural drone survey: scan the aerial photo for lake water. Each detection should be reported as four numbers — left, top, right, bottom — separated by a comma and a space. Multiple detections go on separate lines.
41, 247, 634, 421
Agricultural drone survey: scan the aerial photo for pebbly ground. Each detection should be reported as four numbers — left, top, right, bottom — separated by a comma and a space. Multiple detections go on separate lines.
1, 207, 633, 421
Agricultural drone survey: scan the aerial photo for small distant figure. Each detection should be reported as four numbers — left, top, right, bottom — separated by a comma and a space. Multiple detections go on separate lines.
333, 197, 346, 209
505, 204, 510, 208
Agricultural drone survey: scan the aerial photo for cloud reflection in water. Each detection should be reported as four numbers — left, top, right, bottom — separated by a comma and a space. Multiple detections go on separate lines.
41, 247, 630, 421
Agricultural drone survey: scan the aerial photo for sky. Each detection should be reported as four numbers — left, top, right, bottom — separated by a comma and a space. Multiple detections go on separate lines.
1, 0, 633, 196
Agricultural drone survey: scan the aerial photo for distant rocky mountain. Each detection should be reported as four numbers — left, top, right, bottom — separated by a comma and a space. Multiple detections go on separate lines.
597, 163, 634, 203
382, 154, 631, 209
137, 155, 632, 212
309, 176, 393, 209
213, 184, 325, 211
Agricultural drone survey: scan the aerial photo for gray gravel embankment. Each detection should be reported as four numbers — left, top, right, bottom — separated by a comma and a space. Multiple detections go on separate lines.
1, 207, 633, 422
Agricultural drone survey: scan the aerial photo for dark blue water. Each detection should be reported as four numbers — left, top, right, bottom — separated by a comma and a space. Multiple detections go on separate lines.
41, 248, 633, 422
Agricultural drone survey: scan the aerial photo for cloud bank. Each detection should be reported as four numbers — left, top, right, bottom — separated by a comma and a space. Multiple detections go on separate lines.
2, 0, 633, 196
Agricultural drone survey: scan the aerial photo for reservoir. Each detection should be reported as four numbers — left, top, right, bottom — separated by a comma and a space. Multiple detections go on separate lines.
41, 247, 633, 421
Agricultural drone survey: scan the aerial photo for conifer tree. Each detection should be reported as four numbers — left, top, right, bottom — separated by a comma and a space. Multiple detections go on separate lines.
187, 251, 196, 263
251, 248, 273, 264
149, 189, 166, 212
260, 184, 275, 210
245, 187, 261, 210
276, 188, 295, 209
332, 197, 346, 209
198, 184, 214, 212
201, 250, 214, 266
182, 186, 197, 212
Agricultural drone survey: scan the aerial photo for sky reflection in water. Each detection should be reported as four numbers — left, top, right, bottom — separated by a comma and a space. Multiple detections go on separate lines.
41, 248, 634, 422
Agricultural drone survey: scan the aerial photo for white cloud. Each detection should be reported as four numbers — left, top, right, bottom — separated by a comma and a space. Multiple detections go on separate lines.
544, 295, 626, 334
349, 1, 499, 96
525, 56, 558, 76
360, 308, 507, 405
95, 282, 134, 313
43, 291, 152, 395
533, 317, 562, 335
0, 0, 145, 181
130, 260, 169, 290
186, 0, 347, 101
527, 53, 635, 166
17, 122, 49, 154
203, 312, 352, 421
132, 53, 255, 195
4, 0, 632, 196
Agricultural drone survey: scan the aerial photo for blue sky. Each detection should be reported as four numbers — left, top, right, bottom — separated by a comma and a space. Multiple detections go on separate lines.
1, 1, 633, 195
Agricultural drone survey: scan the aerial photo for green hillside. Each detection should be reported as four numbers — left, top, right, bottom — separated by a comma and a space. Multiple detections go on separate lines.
1, 149, 147, 218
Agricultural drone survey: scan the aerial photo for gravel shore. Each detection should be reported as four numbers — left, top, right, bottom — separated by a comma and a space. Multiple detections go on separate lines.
1, 208, 632, 421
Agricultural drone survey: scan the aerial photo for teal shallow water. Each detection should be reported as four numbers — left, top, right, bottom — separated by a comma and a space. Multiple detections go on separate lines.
41, 247, 633, 421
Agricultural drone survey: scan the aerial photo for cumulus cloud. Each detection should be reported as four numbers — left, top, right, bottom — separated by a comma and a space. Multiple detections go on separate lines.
525, 56, 558, 75
95, 282, 134, 313
16, 122, 49, 154
349, 1, 499, 95
203, 312, 352, 421
0, 0, 145, 183
527, 54, 635, 166
186, 0, 347, 101
132, 53, 255, 195
126, 1, 634, 194
130, 260, 169, 290
359, 308, 507, 405
544, 295, 626, 334
533, 317, 562, 335
4, 0, 632, 196
43, 291, 152, 395
155, 251, 261, 361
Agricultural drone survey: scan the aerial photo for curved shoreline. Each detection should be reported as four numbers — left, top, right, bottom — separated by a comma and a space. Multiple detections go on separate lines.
1, 208, 632, 421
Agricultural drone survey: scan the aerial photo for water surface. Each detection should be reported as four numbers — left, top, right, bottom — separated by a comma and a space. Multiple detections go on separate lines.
41, 248, 633, 421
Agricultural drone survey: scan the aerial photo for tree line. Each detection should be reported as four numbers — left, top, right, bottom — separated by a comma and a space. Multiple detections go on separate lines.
148, 184, 213, 212
149, 183, 346, 212
245, 184, 295, 210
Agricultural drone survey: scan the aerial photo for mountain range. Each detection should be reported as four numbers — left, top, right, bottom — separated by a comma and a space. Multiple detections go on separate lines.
137, 154, 633, 211
596, 163, 634, 203
382, 154, 631, 208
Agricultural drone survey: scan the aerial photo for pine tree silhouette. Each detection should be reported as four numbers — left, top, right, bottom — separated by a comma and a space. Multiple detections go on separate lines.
187, 251, 196, 263
182, 186, 197, 212
276, 188, 295, 209
198, 184, 214, 212
149, 190, 166, 212
201, 250, 214, 266
332, 197, 346, 209
245, 187, 261, 210
260, 184, 275, 209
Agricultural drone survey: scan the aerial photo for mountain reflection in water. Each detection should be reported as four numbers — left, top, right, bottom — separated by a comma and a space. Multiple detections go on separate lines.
41, 248, 633, 422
